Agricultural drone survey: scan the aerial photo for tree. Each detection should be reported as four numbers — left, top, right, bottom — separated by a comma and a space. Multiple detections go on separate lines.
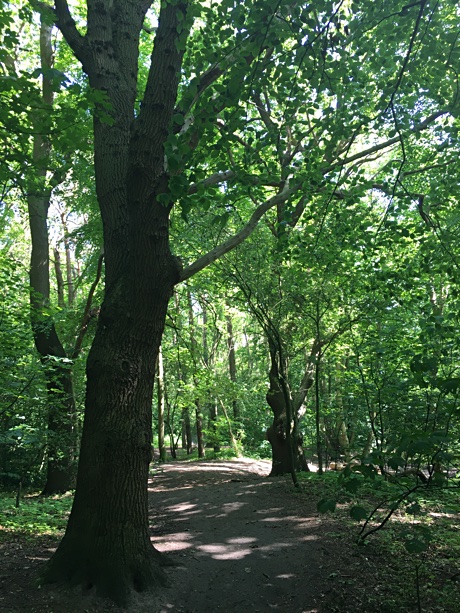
30, 0, 459, 605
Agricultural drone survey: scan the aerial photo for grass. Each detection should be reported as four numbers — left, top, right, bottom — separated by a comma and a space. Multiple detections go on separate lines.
0, 491, 73, 537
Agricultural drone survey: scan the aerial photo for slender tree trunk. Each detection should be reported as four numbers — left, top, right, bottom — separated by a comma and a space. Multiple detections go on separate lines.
53, 248, 65, 308
226, 314, 239, 420
60, 210, 75, 306
195, 400, 205, 458
157, 345, 167, 462
28, 18, 77, 494
182, 407, 192, 454
315, 359, 324, 475
187, 288, 205, 457
202, 303, 219, 451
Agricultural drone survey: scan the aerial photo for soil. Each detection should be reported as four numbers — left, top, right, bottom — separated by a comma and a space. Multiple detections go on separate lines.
0, 458, 417, 612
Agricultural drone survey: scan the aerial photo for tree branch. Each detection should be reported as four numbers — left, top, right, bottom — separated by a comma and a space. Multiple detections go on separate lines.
322, 110, 449, 174
293, 337, 323, 412
180, 184, 299, 281
54, 0, 87, 64
180, 111, 449, 283
187, 170, 236, 195
71, 252, 104, 360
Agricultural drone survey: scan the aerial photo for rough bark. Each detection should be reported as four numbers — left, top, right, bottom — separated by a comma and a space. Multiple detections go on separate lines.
42, 0, 188, 604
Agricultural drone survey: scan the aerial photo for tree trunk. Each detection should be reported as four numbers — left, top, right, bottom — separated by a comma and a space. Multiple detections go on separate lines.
187, 288, 205, 457
157, 345, 167, 463
182, 406, 193, 454
226, 314, 239, 420
28, 18, 77, 494
195, 400, 205, 458
266, 342, 308, 476
315, 360, 324, 474
41, 0, 188, 600
41, 364, 77, 495
42, 203, 181, 602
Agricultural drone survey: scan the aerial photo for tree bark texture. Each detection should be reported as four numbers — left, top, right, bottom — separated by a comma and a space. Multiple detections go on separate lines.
43, 0, 188, 604
265, 342, 309, 476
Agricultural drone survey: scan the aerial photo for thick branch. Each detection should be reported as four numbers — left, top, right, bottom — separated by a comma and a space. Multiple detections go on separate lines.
180, 184, 299, 281
293, 337, 323, 412
131, 1, 189, 172
54, 0, 87, 64
181, 111, 449, 283
187, 170, 236, 195
187, 169, 281, 195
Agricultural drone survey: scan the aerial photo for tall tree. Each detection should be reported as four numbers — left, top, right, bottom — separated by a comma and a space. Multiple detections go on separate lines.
32, 0, 459, 605
27, 17, 78, 494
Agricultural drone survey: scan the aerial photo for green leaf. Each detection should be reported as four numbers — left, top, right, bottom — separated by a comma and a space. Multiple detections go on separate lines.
349, 505, 368, 521
317, 498, 336, 513
172, 113, 185, 126
404, 539, 429, 554
343, 478, 361, 494
388, 455, 406, 470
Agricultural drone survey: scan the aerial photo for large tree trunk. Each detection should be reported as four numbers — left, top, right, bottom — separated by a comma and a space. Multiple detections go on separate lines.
266, 342, 308, 476
43, 200, 181, 602
42, 1, 188, 604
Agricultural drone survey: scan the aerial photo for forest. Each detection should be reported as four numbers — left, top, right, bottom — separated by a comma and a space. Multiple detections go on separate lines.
0, 0, 459, 611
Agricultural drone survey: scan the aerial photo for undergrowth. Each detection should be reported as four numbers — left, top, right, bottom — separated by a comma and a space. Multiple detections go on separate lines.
0, 492, 73, 537
299, 470, 460, 612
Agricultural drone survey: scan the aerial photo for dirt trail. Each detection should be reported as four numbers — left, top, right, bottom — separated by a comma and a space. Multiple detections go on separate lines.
148, 458, 332, 612
1, 459, 355, 612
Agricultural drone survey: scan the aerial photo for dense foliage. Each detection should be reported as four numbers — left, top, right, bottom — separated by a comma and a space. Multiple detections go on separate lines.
0, 0, 459, 607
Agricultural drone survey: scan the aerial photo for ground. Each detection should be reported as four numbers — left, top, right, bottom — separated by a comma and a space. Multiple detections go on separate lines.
0, 458, 458, 612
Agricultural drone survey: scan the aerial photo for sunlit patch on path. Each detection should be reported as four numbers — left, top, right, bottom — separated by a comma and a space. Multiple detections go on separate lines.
148, 459, 326, 612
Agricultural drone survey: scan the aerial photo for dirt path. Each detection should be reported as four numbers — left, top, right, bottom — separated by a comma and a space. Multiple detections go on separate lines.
148, 458, 332, 613
1, 459, 360, 612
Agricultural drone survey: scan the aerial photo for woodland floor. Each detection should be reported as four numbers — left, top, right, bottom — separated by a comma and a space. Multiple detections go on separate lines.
1, 457, 456, 612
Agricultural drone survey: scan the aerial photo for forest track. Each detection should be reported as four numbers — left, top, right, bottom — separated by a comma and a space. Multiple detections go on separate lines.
1, 457, 405, 612
148, 458, 329, 613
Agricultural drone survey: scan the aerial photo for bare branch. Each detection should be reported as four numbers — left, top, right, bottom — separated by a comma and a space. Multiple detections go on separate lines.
180, 184, 299, 281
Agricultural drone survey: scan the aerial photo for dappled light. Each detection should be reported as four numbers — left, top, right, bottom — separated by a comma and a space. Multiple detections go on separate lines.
148, 459, 328, 611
